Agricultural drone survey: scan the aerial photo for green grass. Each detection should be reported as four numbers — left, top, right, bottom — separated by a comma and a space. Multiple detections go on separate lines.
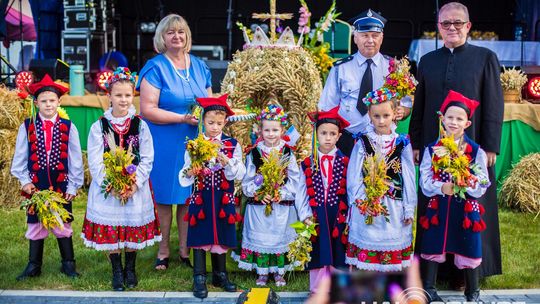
0, 193, 537, 291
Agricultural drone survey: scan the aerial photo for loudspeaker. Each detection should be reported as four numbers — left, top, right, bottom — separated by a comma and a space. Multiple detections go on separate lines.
205, 60, 229, 93
29, 59, 70, 81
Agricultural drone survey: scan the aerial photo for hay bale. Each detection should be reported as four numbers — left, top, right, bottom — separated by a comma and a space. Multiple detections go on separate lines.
499, 153, 540, 216
0, 85, 27, 129
0, 129, 23, 207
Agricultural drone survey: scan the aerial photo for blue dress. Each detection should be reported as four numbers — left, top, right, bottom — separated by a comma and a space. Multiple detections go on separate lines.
136, 54, 211, 205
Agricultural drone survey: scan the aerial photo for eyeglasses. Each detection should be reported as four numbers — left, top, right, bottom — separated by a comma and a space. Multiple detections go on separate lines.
439, 21, 469, 30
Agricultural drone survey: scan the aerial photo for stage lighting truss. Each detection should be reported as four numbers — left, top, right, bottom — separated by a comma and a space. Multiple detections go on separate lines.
15, 71, 34, 91
97, 71, 113, 91
528, 77, 540, 99
140, 22, 157, 33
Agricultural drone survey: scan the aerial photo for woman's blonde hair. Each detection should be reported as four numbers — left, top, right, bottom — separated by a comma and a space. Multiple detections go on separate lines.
153, 14, 192, 53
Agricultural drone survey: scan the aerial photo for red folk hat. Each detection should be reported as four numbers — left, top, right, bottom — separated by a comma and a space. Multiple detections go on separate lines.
308, 106, 350, 130
28, 74, 69, 97
440, 90, 480, 118
196, 94, 235, 117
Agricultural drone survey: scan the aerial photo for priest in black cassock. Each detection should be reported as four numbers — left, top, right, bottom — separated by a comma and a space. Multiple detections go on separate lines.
409, 1, 503, 282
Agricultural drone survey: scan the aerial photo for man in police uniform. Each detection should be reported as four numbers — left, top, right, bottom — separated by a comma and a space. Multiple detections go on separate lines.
318, 9, 411, 156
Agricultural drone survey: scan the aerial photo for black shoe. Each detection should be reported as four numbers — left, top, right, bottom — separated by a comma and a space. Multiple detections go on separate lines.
16, 239, 44, 281
57, 237, 80, 278
180, 256, 193, 268
124, 251, 138, 288
109, 253, 125, 291
422, 260, 443, 302
211, 253, 237, 292
465, 267, 482, 302
192, 249, 208, 299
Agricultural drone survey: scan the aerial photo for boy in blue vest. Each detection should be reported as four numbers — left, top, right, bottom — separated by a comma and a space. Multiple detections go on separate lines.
11, 75, 84, 280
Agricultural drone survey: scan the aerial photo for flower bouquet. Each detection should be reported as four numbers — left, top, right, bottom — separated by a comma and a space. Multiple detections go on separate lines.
183, 133, 221, 177
20, 189, 71, 230
254, 149, 290, 216
382, 56, 418, 99
432, 134, 490, 199
287, 220, 318, 270
355, 153, 394, 224
101, 132, 137, 205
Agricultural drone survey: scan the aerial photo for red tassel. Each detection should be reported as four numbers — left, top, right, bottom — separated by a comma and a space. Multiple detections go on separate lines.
341, 233, 348, 244
30, 153, 38, 162
228, 214, 235, 224
309, 198, 317, 207
332, 227, 339, 238
221, 180, 229, 190
339, 201, 347, 211
57, 162, 65, 171
430, 214, 439, 225
479, 204, 485, 215
31, 143, 37, 152
60, 143, 68, 151
32, 175, 38, 183
61, 134, 69, 142
462, 216, 472, 229
430, 199, 439, 210
183, 212, 190, 221
59, 123, 68, 132
222, 195, 230, 204
56, 173, 66, 182
464, 201, 473, 213
235, 213, 243, 222
28, 123, 35, 132
219, 209, 226, 218
60, 152, 68, 159
29, 133, 36, 142
420, 216, 430, 230
197, 209, 205, 220
472, 221, 482, 232
306, 177, 313, 187
189, 215, 197, 226
195, 195, 203, 205
32, 163, 40, 171
307, 187, 315, 197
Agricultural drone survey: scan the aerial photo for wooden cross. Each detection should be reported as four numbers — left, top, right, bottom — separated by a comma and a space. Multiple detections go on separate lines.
252, 0, 293, 42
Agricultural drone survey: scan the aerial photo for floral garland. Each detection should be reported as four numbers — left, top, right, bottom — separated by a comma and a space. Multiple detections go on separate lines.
355, 153, 392, 225
431, 134, 490, 199
362, 87, 397, 107
382, 56, 418, 99
287, 220, 318, 270
256, 104, 288, 126
183, 134, 222, 177
101, 132, 137, 205
105, 67, 137, 90
20, 189, 71, 230
254, 148, 290, 216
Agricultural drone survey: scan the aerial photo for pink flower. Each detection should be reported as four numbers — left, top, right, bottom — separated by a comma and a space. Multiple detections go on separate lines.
358, 251, 368, 262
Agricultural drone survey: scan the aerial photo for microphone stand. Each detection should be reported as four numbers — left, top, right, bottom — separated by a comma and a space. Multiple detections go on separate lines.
226, 0, 233, 59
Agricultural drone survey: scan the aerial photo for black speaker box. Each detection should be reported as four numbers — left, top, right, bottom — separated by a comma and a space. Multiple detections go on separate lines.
205, 60, 229, 93
29, 59, 69, 82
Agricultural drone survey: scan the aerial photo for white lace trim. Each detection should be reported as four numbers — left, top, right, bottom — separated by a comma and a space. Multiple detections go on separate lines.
240, 234, 296, 254
230, 251, 294, 275
84, 213, 157, 228
80, 233, 162, 251
348, 235, 412, 252
345, 255, 413, 272
103, 105, 137, 126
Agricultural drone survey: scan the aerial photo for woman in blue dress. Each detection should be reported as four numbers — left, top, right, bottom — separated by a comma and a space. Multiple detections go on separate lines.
137, 14, 212, 270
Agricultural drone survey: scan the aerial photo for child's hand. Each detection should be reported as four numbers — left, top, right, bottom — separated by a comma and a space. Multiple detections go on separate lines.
218, 153, 230, 167
22, 183, 36, 195
403, 218, 413, 225
184, 168, 194, 177
182, 114, 198, 126
64, 193, 76, 201
395, 106, 405, 121
303, 217, 314, 226
262, 194, 273, 204
441, 182, 455, 196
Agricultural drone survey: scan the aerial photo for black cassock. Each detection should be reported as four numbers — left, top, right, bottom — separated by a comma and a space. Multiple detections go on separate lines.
409, 42, 503, 277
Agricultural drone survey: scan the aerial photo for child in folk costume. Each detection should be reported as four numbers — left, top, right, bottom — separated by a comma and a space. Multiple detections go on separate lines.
233, 104, 309, 287
419, 90, 490, 303
346, 88, 417, 272
179, 94, 245, 299
81, 67, 161, 291
295, 106, 350, 292
11, 75, 84, 280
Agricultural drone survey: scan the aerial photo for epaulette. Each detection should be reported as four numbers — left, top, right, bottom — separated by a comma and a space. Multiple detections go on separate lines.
383, 54, 393, 60
333, 55, 354, 66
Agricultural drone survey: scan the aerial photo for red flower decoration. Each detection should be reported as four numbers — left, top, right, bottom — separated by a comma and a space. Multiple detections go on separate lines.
309, 198, 317, 207
31, 143, 37, 152
29, 133, 37, 142
305, 168, 312, 176
222, 195, 230, 204
30, 153, 38, 162
464, 201, 473, 213
282, 135, 290, 142
60, 152, 68, 159
59, 123, 68, 132
304, 157, 311, 166
60, 143, 68, 151
57, 162, 65, 171
18, 90, 29, 99
306, 177, 313, 187
221, 180, 229, 190
28, 123, 35, 132
60, 134, 69, 142
32, 163, 40, 171
307, 187, 315, 197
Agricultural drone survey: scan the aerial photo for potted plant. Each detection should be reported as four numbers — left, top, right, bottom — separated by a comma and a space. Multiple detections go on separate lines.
500, 67, 528, 103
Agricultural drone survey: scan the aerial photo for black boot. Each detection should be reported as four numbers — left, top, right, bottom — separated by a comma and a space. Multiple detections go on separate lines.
109, 253, 125, 291
192, 249, 208, 299
17, 239, 44, 281
57, 237, 80, 278
422, 260, 444, 302
464, 267, 482, 302
124, 251, 138, 288
211, 253, 237, 292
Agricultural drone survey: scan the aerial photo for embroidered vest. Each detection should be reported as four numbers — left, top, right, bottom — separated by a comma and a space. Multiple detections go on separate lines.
100, 115, 141, 166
